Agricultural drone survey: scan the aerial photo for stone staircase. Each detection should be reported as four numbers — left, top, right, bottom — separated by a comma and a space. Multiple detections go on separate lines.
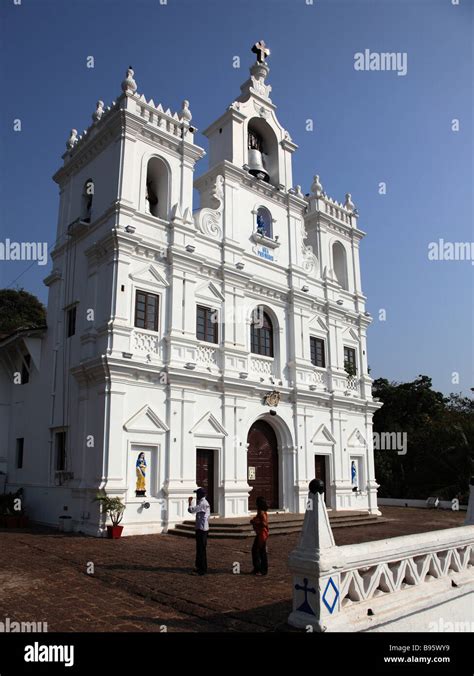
170, 510, 382, 539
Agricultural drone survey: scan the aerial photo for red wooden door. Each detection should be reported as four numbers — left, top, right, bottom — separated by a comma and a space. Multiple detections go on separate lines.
314, 455, 327, 503
247, 421, 279, 510
196, 449, 215, 513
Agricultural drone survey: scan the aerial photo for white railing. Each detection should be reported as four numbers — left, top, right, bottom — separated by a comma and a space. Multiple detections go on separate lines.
135, 98, 185, 139
250, 355, 275, 377
312, 369, 328, 388
132, 330, 160, 354
322, 196, 353, 225
196, 344, 219, 368
288, 490, 474, 632
346, 375, 359, 393
339, 535, 474, 607
331, 373, 360, 396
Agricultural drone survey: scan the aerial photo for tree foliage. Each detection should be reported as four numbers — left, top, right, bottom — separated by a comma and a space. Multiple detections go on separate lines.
373, 375, 473, 502
0, 289, 46, 337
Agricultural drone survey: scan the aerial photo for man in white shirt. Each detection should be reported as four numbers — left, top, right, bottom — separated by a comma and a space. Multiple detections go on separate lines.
188, 487, 210, 575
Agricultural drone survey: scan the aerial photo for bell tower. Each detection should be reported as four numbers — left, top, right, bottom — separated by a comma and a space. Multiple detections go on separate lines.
202, 41, 297, 190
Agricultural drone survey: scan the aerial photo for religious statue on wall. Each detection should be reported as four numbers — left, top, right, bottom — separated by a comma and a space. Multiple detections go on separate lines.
351, 460, 357, 486
135, 452, 147, 497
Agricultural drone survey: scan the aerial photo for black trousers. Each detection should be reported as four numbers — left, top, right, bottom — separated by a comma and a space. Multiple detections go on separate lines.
195, 529, 208, 574
251, 536, 268, 575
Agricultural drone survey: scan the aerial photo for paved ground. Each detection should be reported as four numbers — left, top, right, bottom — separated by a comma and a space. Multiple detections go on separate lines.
0, 507, 465, 633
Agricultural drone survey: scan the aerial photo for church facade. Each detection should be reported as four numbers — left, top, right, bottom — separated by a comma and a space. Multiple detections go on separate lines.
0, 43, 381, 535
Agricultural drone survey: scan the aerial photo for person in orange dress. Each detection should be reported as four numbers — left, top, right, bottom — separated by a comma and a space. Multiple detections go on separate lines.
250, 496, 269, 575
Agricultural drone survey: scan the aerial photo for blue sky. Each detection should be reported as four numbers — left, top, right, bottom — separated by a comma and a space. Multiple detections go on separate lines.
0, 0, 472, 395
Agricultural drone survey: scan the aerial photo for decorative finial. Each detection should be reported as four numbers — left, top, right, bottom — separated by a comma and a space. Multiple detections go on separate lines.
121, 66, 137, 94
344, 193, 355, 211
180, 99, 192, 122
252, 40, 270, 63
92, 100, 104, 123
295, 185, 303, 197
66, 129, 78, 150
311, 175, 323, 197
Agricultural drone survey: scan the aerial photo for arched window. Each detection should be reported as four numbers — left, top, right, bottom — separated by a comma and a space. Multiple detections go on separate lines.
256, 206, 272, 238
250, 309, 274, 357
81, 179, 94, 222
145, 157, 169, 219
332, 241, 349, 290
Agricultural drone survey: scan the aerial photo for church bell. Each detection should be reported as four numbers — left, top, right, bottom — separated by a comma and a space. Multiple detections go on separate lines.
247, 148, 269, 182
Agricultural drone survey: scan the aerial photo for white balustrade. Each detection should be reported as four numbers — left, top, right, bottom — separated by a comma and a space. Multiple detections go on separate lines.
346, 375, 359, 393
312, 368, 328, 388
339, 540, 474, 607
289, 488, 474, 632
132, 330, 160, 354
250, 355, 275, 377
196, 344, 219, 368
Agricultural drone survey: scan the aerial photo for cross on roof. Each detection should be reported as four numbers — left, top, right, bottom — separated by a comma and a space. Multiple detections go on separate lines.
252, 40, 270, 63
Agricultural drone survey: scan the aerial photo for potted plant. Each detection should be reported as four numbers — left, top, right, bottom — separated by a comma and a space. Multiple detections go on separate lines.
95, 492, 126, 539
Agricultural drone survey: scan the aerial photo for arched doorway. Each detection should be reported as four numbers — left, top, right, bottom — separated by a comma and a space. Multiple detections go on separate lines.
247, 420, 279, 510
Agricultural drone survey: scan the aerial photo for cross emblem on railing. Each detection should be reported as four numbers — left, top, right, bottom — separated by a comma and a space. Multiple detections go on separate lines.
295, 577, 316, 615
252, 40, 270, 63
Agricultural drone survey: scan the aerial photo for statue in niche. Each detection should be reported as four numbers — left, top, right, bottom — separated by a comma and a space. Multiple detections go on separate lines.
351, 460, 357, 486
135, 452, 147, 496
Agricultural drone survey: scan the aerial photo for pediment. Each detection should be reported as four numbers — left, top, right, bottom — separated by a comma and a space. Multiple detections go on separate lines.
308, 315, 328, 332
195, 281, 225, 303
347, 428, 367, 447
311, 423, 336, 446
190, 412, 228, 438
342, 327, 359, 342
129, 264, 169, 287
123, 405, 169, 434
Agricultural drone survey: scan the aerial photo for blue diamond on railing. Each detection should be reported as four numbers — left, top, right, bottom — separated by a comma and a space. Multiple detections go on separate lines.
322, 577, 339, 614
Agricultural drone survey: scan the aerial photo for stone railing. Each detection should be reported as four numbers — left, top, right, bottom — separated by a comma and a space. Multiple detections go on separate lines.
131, 329, 160, 355
288, 482, 474, 632
296, 367, 328, 391
135, 96, 185, 139
322, 195, 353, 226
196, 344, 219, 369
338, 530, 473, 607
249, 355, 275, 378
311, 368, 328, 389
331, 373, 360, 397
346, 375, 359, 394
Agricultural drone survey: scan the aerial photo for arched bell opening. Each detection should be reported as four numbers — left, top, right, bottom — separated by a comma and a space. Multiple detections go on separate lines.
247, 118, 279, 186
145, 157, 170, 220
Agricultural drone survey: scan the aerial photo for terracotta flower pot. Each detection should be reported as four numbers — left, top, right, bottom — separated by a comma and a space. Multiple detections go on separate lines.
107, 525, 123, 539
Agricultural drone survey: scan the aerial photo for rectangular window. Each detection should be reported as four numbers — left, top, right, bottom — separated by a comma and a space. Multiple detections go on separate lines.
310, 337, 325, 368
55, 431, 67, 471
196, 305, 218, 343
21, 354, 31, 384
344, 346, 357, 375
134, 291, 159, 331
16, 438, 24, 469
67, 306, 77, 338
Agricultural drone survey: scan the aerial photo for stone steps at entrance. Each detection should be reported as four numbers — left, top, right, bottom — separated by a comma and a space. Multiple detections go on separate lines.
169, 510, 383, 539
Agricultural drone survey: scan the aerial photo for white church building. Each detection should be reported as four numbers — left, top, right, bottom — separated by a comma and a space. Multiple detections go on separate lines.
0, 43, 382, 535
